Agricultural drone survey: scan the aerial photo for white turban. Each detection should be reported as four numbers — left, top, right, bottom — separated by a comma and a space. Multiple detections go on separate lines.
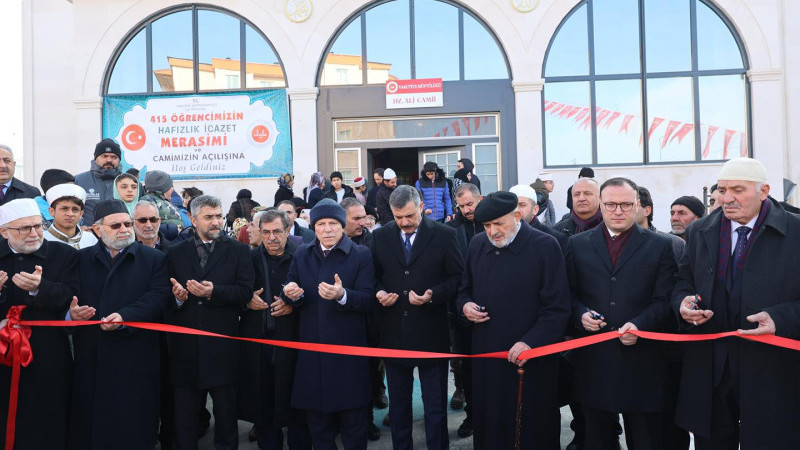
0, 199, 41, 226
383, 168, 397, 180
717, 158, 768, 183
509, 184, 539, 203
45, 183, 87, 206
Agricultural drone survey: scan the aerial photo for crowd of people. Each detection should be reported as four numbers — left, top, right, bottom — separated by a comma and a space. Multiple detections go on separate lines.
0, 137, 799, 450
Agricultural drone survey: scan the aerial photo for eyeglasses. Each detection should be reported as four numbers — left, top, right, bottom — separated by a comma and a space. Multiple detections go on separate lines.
135, 217, 161, 224
602, 202, 635, 212
105, 221, 133, 230
261, 229, 285, 237
5, 223, 43, 235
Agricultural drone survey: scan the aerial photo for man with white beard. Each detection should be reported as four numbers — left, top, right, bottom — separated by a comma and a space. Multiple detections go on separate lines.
69, 199, 172, 449
0, 199, 79, 449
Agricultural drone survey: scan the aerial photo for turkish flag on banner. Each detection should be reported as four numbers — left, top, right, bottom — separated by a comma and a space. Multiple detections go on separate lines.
550, 104, 565, 115
669, 123, 694, 145
574, 107, 590, 123
452, 120, 461, 136
661, 121, 682, 149
544, 101, 558, 112
558, 105, 574, 118
647, 117, 665, 141
739, 132, 748, 156
723, 129, 737, 159
566, 107, 580, 119
595, 109, 611, 127
702, 126, 719, 158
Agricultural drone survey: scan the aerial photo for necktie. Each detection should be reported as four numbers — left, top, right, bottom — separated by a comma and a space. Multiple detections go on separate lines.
403, 232, 414, 264
731, 226, 751, 280
0, 186, 6, 203
323, 249, 330, 258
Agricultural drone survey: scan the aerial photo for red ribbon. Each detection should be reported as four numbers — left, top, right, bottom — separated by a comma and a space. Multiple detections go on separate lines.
0, 306, 33, 450
5, 315, 800, 450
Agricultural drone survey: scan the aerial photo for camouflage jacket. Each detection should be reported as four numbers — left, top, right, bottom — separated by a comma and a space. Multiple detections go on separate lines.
140, 191, 183, 226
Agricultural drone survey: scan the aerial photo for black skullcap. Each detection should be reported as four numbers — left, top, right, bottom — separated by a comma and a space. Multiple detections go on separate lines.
94, 199, 129, 222
473, 191, 518, 223
579, 167, 595, 178
94, 138, 121, 159
40, 169, 74, 194
671, 195, 705, 219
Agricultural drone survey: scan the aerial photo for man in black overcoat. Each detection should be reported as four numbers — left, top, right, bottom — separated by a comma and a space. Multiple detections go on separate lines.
165, 195, 254, 450
673, 157, 800, 449
0, 199, 78, 449
457, 191, 571, 450
239, 209, 311, 449
371, 186, 463, 449
69, 199, 171, 450
566, 178, 677, 450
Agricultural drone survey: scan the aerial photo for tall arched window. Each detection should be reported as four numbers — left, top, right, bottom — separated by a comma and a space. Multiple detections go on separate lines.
105, 6, 285, 95
318, 0, 509, 86
542, 0, 749, 167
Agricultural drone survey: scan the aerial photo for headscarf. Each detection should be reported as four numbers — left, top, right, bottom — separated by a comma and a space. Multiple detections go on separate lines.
306, 171, 325, 202
112, 173, 140, 216
278, 173, 294, 193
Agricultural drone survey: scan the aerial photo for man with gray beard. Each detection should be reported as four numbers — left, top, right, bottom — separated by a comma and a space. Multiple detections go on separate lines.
0, 199, 79, 449
70, 199, 172, 449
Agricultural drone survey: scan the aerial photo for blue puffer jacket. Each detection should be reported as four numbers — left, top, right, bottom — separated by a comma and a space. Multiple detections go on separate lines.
415, 168, 453, 221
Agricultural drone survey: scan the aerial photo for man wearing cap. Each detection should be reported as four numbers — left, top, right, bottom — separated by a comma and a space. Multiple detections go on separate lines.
457, 191, 571, 449
457, 159, 481, 193
352, 176, 368, 205
43, 183, 98, 249
0, 145, 41, 207
141, 170, 183, 227
165, 195, 254, 449
376, 168, 398, 226
282, 198, 375, 449
69, 199, 171, 449
636, 187, 685, 263
566, 178, 677, 450
371, 186, 463, 449
554, 178, 603, 237
0, 199, 79, 449
673, 157, 800, 449
510, 184, 567, 251
670, 196, 706, 241
74, 138, 123, 225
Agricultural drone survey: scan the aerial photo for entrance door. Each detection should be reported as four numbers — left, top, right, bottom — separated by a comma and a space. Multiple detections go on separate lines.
368, 148, 419, 186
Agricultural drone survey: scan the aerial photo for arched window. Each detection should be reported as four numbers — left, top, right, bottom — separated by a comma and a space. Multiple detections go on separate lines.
105, 6, 285, 95
542, 0, 749, 167
319, 0, 508, 86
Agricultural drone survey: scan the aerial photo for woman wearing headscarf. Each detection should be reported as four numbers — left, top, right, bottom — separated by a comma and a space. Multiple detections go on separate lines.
274, 173, 295, 207
112, 172, 140, 215
226, 189, 261, 228
303, 172, 325, 209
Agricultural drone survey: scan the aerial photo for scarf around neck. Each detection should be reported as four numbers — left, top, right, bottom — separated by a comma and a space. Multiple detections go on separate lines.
571, 208, 603, 233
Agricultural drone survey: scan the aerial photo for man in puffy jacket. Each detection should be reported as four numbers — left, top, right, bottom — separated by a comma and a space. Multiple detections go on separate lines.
74, 138, 123, 225
415, 162, 452, 222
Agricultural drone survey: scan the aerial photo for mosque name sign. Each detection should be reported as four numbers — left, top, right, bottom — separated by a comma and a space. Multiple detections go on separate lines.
385, 78, 443, 109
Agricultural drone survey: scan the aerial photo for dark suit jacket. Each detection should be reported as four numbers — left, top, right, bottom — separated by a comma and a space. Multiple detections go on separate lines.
566, 224, 676, 413
371, 217, 464, 354
671, 200, 800, 446
1, 177, 41, 204
165, 236, 254, 389
292, 222, 314, 243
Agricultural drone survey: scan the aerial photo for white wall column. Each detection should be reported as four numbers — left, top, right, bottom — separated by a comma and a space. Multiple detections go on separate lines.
287, 87, 319, 186
512, 79, 545, 184
748, 69, 786, 199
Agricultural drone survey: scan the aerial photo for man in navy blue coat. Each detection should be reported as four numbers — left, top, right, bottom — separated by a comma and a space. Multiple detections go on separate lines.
371, 186, 463, 449
69, 199, 171, 450
282, 198, 375, 450
566, 178, 677, 450
457, 191, 571, 450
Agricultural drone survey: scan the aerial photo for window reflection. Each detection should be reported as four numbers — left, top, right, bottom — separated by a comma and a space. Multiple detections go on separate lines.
335, 149, 360, 184
336, 115, 497, 142
596, 79, 643, 164
474, 144, 499, 194
198, 10, 241, 91
152, 10, 194, 92
697, 2, 744, 70
544, 4, 589, 77
321, 17, 363, 85
593, 0, 640, 75
646, 77, 695, 162
108, 29, 146, 94
463, 12, 508, 80
367, 0, 410, 83
246, 26, 286, 88
699, 75, 747, 160
414, 0, 459, 81
544, 82, 592, 166
644, 0, 691, 72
